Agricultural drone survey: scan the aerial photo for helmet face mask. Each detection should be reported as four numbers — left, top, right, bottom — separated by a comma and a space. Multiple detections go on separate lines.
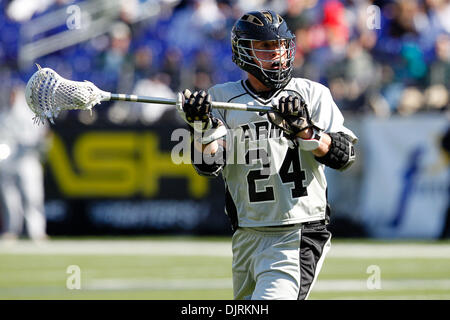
235, 38, 296, 88
231, 10, 296, 90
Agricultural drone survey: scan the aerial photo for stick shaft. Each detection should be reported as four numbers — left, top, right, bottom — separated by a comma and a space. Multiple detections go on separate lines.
110, 93, 175, 105
109, 93, 274, 113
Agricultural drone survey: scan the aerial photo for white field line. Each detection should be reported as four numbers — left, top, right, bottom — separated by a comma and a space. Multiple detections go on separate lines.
327, 293, 450, 300
0, 240, 232, 257
86, 278, 232, 291
313, 279, 450, 292
327, 244, 450, 259
83, 277, 450, 292
0, 240, 450, 258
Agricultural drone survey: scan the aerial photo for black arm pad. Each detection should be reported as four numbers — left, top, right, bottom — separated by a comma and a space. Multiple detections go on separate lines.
315, 132, 355, 170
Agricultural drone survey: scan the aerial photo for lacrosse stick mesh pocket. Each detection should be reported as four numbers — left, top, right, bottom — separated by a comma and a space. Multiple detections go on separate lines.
25, 67, 107, 124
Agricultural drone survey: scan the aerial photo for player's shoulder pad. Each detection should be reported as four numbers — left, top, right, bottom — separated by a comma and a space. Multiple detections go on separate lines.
289, 77, 330, 96
208, 80, 244, 101
315, 132, 355, 171
209, 80, 246, 125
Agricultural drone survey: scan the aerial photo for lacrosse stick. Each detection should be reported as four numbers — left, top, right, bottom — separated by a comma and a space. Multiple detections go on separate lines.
25, 65, 280, 124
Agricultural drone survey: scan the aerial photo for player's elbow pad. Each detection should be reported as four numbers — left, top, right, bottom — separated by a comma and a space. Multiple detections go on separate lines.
315, 132, 355, 171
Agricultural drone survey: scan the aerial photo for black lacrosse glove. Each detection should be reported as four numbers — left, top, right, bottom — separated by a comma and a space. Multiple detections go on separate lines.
267, 95, 312, 136
182, 89, 213, 131
177, 89, 227, 144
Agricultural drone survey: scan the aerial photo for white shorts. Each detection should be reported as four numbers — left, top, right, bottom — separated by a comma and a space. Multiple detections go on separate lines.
231, 222, 331, 300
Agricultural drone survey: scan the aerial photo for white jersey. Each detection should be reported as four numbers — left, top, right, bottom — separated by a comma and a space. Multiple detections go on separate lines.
205, 77, 357, 228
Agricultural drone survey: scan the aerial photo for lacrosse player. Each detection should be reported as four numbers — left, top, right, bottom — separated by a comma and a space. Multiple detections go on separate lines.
0, 83, 48, 242
176, 10, 357, 300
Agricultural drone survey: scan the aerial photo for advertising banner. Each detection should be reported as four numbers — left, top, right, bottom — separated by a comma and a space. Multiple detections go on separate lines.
359, 115, 449, 238
43, 121, 231, 235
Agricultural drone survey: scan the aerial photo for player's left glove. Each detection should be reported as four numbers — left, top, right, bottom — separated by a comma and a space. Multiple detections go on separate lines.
267, 95, 312, 136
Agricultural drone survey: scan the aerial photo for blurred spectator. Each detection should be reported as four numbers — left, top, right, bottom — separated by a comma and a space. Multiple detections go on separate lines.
108, 72, 177, 125
193, 71, 213, 91
301, 0, 350, 83
0, 81, 49, 242
327, 37, 378, 113
166, 0, 227, 58
97, 22, 135, 93
428, 33, 450, 87
282, 0, 317, 32
161, 47, 183, 91
133, 45, 157, 82
0, 0, 448, 123
283, 0, 319, 76
425, 33, 450, 111
191, 50, 214, 90
423, 0, 450, 53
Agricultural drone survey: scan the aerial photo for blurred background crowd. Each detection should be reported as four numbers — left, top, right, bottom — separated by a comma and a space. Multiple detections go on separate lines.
0, 0, 449, 241
0, 0, 449, 124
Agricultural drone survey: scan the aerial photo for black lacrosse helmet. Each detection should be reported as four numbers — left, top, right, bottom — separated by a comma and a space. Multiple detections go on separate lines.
231, 10, 296, 90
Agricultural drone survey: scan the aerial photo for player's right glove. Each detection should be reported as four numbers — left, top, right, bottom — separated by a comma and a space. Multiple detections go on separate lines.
181, 89, 213, 130
176, 89, 227, 144
267, 95, 312, 136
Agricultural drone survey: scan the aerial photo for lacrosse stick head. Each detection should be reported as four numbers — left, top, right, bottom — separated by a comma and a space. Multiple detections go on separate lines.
25, 65, 110, 124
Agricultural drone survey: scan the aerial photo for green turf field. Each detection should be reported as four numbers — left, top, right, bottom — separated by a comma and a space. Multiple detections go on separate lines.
1, 237, 449, 300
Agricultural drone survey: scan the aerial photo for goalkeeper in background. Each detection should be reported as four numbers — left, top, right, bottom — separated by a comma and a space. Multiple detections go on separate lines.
176, 10, 357, 300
